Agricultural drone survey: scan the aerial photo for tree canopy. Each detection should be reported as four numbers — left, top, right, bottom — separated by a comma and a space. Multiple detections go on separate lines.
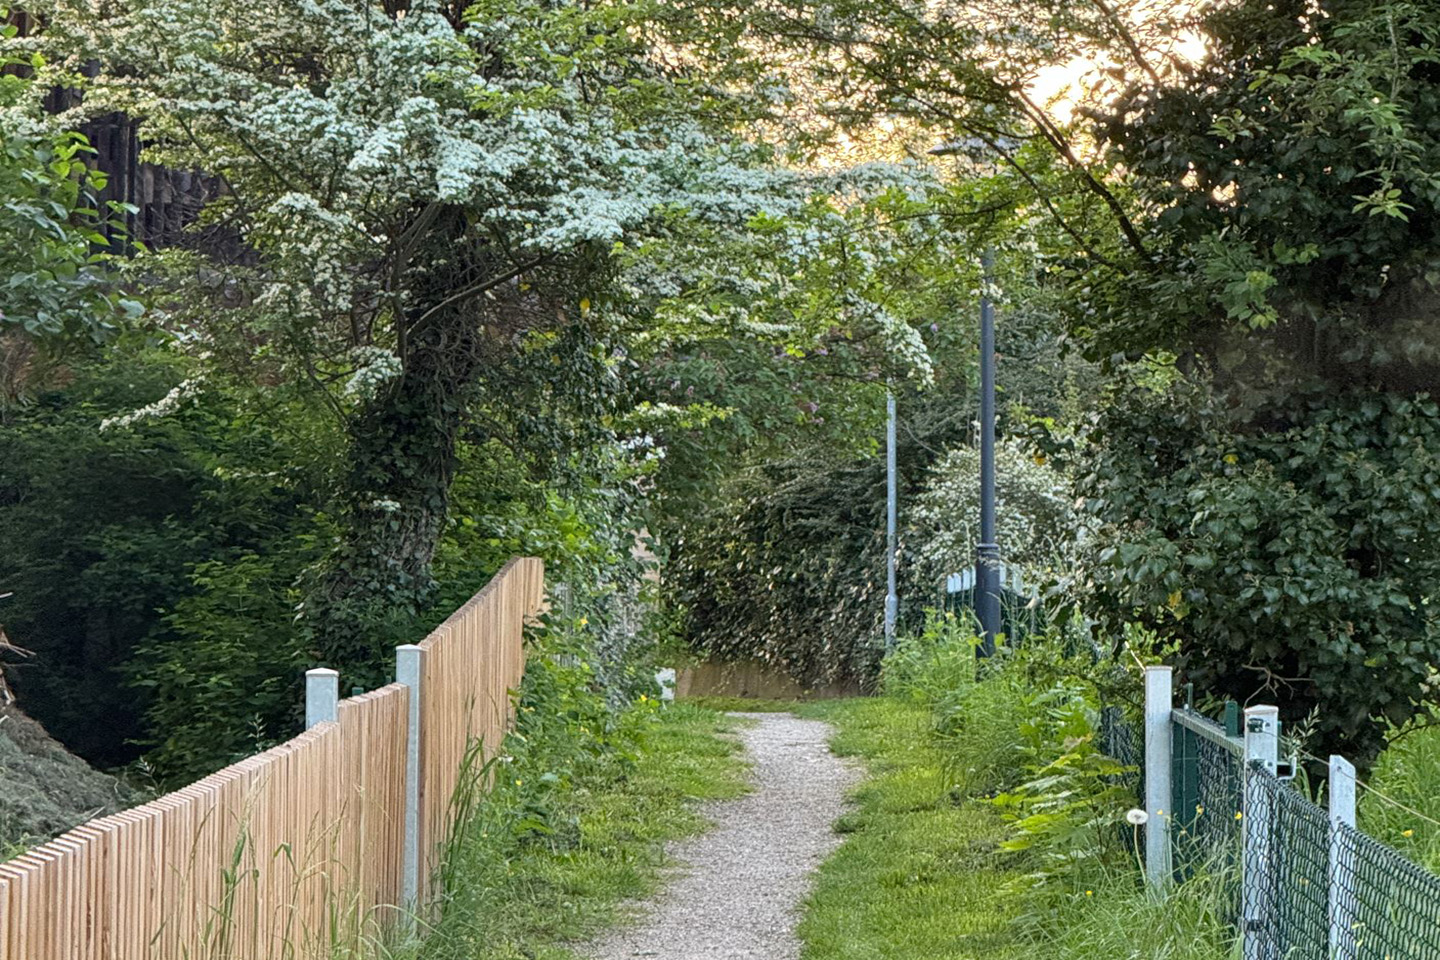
6, 0, 1440, 774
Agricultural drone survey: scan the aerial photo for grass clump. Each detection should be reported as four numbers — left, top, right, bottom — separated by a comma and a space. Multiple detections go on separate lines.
1032, 868, 1238, 960
1360, 722, 1440, 871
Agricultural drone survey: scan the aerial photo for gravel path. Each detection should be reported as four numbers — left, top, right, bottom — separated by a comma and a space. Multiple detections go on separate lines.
584, 712, 858, 960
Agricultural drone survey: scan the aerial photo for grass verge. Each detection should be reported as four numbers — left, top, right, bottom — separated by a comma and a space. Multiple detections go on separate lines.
798, 687, 1236, 960
414, 702, 749, 960
795, 697, 1026, 960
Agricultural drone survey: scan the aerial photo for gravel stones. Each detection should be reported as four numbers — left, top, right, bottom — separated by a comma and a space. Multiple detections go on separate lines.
585, 711, 858, 960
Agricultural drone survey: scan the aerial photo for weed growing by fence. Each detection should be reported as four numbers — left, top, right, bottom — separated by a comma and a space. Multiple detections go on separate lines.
1360, 723, 1440, 872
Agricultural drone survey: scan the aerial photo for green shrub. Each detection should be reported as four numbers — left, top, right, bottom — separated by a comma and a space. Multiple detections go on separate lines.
1071, 383, 1440, 766
989, 681, 1133, 890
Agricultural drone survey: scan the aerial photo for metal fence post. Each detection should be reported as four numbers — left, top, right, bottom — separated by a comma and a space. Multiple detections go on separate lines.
1144, 665, 1174, 888
1224, 699, 1241, 738
304, 668, 338, 728
656, 667, 676, 703
1328, 754, 1358, 960
396, 644, 425, 914
1243, 704, 1280, 960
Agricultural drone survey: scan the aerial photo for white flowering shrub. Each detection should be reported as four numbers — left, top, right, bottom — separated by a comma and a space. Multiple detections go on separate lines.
909, 438, 1074, 589
19, 0, 999, 694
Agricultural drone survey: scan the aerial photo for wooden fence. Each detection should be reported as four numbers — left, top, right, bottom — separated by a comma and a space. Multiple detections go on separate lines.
416, 559, 542, 901
0, 556, 545, 960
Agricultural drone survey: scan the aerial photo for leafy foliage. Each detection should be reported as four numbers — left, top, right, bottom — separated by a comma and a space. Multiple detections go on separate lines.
0, 43, 137, 350
987, 680, 1133, 890
1083, 0, 1440, 377
0, 346, 336, 769
23, 0, 781, 687
1070, 379, 1440, 764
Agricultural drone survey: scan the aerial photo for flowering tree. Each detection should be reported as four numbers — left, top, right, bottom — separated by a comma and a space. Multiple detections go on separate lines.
20, 0, 954, 680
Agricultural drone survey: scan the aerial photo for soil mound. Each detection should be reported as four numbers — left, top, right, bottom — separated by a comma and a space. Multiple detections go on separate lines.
0, 702, 128, 854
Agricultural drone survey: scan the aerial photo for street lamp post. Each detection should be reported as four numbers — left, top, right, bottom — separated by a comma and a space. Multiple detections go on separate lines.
975, 250, 1001, 656
926, 137, 1006, 657
885, 389, 898, 651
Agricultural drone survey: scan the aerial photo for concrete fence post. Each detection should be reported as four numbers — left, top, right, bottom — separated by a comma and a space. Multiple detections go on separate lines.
1144, 665, 1173, 889
396, 644, 425, 913
1329, 754, 1358, 960
304, 668, 339, 729
1243, 704, 1280, 960
655, 667, 676, 704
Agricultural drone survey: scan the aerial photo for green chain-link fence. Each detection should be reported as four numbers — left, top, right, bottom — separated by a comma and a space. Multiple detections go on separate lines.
1171, 707, 1245, 925
1098, 692, 1440, 958
1245, 769, 1331, 959
1100, 705, 1144, 857
1337, 821, 1440, 959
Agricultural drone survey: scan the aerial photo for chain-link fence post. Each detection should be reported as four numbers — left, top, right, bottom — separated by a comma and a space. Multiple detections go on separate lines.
1243, 704, 1280, 960
1144, 665, 1173, 888
1328, 754, 1358, 960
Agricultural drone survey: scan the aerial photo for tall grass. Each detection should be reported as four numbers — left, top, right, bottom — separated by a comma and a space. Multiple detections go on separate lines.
803, 619, 1239, 960
170, 800, 413, 960
1360, 722, 1440, 871
1029, 867, 1240, 960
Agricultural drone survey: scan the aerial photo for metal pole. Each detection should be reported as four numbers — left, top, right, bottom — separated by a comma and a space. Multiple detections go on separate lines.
1143, 665, 1173, 889
396, 644, 425, 914
1243, 705, 1280, 960
975, 248, 1001, 654
1328, 754, 1358, 960
885, 389, 898, 650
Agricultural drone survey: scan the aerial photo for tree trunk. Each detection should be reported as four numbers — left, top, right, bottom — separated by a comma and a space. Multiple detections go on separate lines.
301, 213, 493, 683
